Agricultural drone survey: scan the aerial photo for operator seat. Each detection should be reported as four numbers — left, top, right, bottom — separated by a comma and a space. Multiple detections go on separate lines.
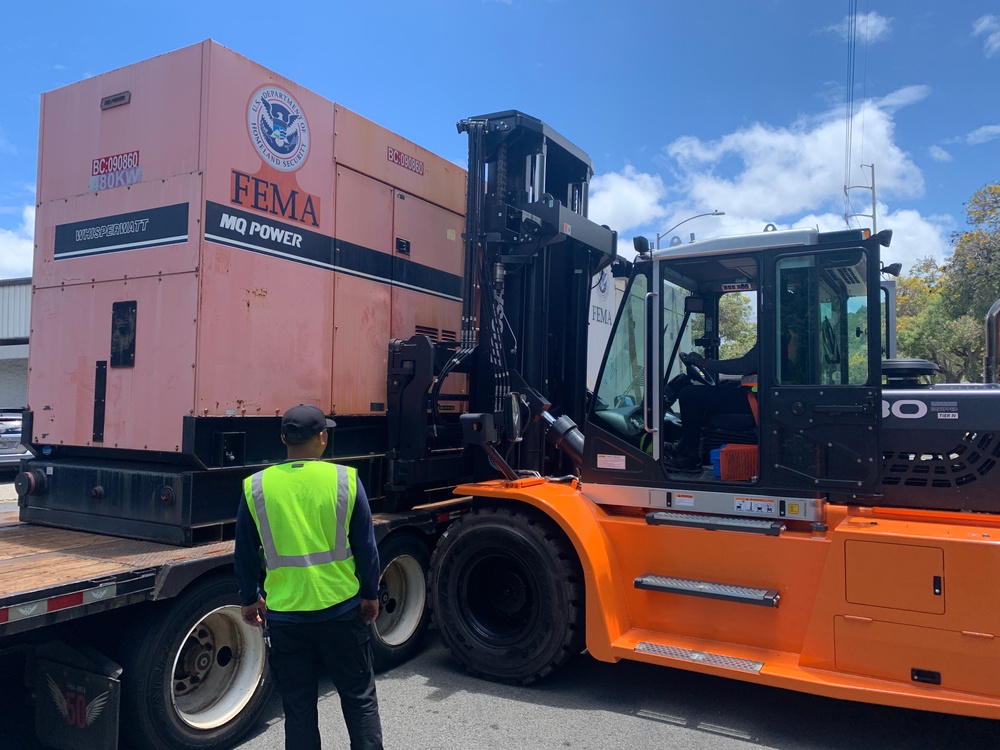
700, 383, 758, 461
701, 412, 757, 459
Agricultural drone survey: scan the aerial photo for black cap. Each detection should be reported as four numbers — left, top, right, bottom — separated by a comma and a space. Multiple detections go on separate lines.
280, 404, 337, 445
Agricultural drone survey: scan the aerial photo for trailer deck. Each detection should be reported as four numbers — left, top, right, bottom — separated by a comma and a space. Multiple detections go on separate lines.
0, 494, 470, 639
0, 509, 233, 637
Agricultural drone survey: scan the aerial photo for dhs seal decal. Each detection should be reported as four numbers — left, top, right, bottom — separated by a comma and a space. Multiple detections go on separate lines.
597, 268, 610, 298
247, 86, 310, 171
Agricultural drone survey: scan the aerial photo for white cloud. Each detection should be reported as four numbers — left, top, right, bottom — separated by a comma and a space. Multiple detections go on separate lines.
0, 205, 34, 279
973, 14, 1000, 57
869, 207, 951, 271
874, 85, 931, 113
589, 87, 952, 267
663, 88, 925, 221
589, 165, 667, 233
928, 145, 952, 162
826, 11, 892, 43
966, 124, 1000, 145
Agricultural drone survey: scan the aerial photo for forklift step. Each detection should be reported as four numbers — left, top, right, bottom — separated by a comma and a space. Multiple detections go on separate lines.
635, 573, 780, 607
634, 640, 764, 674
646, 511, 784, 536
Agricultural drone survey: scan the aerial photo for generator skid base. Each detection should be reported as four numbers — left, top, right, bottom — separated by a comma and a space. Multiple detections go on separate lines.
16, 457, 244, 545
459, 479, 1000, 720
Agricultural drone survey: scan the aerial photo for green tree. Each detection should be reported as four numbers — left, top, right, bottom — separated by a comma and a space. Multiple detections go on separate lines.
895, 256, 940, 319
894, 183, 1000, 382
940, 184, 1000, 326
965, 183, 1000, 232
897, 296, 982, 382
895, 256, 943, 370
719, 292, 756, 359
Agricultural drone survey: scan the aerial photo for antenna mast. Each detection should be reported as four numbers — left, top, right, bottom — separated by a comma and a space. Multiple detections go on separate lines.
844, 163, 876, 233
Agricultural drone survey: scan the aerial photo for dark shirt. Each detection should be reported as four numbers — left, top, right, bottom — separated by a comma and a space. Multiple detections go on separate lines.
234, 463, 380, 623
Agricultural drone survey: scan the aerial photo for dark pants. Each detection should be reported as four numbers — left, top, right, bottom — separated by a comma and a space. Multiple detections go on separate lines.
267, 609, 383, 750
676, 384, 752, 459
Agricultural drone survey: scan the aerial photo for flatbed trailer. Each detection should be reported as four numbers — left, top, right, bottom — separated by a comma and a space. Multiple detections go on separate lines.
0, 507, 230, 637
0, 497, 469, 749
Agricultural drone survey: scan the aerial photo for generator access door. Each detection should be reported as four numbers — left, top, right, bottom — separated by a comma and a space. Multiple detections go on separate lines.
760, 240, 882, 493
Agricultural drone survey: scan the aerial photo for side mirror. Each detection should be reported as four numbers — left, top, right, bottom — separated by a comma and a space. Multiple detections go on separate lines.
881, 262, 902, 277
633, 236, 650, 255
504, 393, 523, 443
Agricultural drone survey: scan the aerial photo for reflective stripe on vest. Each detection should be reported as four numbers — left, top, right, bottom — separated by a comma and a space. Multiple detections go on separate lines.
248, 464, 353, 570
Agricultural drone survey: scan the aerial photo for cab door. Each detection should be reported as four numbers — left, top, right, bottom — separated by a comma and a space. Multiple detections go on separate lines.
760, 238, 882, 492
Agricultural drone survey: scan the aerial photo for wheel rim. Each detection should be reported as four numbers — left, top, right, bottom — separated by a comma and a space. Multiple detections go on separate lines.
459, 551, 537, 643
170, 605, 266, 730
375, 553, 426, 648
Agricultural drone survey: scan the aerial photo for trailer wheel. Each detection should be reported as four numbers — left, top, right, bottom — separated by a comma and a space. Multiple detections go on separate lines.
371, 533, 431, 671
429, 505, 585, 684
118, 575, 272, 750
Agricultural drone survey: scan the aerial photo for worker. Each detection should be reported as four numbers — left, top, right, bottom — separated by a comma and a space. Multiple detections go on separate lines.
663, 344, 758, 472
235, 403, 384, 750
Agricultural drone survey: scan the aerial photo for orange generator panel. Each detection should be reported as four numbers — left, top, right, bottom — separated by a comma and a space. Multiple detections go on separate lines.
22, 41, 469, 542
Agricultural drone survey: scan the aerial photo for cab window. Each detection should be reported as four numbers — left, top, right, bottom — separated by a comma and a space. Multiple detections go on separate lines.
776, 251, 870, 386
593, 271, 648, 435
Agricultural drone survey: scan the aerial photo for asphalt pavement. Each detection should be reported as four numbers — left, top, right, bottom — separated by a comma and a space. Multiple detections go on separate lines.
5, 624, 998, 750
230, 633, 998, 750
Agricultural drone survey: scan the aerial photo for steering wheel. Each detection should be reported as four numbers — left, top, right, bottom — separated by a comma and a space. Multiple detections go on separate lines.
679, 352, 716, 386
663, 372, 691, 409
624, 404, 645, 435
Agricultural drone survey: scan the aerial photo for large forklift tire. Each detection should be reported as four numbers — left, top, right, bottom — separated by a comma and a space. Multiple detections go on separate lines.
429, 505, 585, 684
117, 575, 272, 750
371, 532, 432, 671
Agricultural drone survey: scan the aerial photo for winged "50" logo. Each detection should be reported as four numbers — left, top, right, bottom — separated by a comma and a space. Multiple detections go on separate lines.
47, 675, 109, 729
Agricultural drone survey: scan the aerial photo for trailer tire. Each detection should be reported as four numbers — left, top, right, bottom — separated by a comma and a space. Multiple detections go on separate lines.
429, 505, 584, 684
371, 532, 431, 671
118, 574, 272, 750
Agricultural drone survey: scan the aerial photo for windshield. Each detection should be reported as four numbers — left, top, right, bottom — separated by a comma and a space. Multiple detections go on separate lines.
594, 272, 648, 413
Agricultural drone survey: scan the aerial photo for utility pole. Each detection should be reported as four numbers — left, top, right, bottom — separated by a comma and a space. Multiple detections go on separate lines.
845, 163, 876, 234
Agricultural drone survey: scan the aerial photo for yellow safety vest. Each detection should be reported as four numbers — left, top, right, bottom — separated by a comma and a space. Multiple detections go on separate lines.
243, 461, 359, 612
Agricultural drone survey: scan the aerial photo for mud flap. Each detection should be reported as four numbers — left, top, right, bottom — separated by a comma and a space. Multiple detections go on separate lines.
35, 642, 122, 750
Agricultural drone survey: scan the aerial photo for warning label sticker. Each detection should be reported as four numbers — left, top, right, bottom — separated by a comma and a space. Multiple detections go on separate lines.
597, 454, 627, 470
734, 497, 775, 515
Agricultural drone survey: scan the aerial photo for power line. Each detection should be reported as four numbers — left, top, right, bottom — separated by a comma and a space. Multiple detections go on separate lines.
843, 0, 880, 232
844, 0, 859, 227
859, 0, 870, 166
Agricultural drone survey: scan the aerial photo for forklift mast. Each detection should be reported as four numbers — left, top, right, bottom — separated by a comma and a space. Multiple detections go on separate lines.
456, 111, 617, 479
385, 112, 616, 492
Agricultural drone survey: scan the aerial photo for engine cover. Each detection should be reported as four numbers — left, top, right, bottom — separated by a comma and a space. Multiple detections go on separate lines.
880, 384, 1000, 512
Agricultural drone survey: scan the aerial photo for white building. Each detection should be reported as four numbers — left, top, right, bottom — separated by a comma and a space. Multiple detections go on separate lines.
0, 278, 30, 410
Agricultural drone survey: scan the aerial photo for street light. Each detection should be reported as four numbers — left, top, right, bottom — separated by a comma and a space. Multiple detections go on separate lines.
655, 210, 725, 249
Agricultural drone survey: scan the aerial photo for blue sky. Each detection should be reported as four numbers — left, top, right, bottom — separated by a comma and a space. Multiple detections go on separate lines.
1, 1, 998, 280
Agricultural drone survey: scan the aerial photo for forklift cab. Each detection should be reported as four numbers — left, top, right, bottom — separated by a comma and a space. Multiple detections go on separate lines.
582, 227, 888, 512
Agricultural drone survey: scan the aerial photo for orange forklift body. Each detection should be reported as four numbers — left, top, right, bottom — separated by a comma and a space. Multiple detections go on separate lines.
460, 479, 1000, 719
